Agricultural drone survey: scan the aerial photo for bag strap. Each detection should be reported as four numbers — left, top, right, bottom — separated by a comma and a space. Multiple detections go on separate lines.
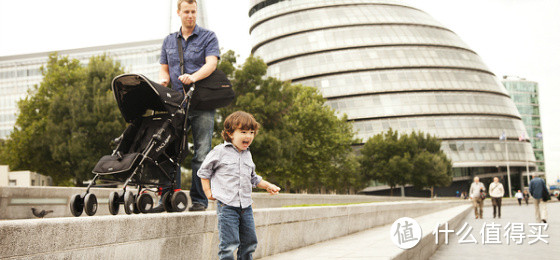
176, 37, 185, 76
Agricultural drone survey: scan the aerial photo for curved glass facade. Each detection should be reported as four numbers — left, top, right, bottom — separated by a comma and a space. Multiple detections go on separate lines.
249, 0, 535, 176
298, 69, 507, 98
254, 25, 470, 64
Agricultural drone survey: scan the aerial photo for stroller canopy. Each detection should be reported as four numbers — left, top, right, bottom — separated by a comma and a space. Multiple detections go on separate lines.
112, 74, 184, 123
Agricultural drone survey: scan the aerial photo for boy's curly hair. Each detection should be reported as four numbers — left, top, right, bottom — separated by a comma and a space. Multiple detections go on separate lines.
221, 111, 260, 142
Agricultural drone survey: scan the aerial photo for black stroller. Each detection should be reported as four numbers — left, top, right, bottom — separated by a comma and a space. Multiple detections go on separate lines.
69, 74, 194, 216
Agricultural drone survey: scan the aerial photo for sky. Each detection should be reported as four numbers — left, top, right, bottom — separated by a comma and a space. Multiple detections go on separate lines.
0, 0, 559, 183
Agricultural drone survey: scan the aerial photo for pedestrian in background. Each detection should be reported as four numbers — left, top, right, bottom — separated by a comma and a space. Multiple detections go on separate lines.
523, 190, 530, 205
469, 176, 485, 219
515, 190, 523, 205
489, 177, 504, 218
529, 173, 548, 223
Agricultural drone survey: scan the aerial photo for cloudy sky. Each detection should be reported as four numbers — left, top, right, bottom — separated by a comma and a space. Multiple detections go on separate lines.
1, 0, 559, 183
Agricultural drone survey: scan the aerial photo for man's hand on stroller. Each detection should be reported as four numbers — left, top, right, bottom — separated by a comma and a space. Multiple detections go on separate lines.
178, 73, 197, 85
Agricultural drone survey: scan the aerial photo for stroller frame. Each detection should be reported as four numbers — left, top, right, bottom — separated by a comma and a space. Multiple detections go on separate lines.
69, 74, 195, 217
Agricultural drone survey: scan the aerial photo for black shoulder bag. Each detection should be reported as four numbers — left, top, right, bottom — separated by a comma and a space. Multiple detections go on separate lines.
542, 179, 551, 202
177, 37, 235, 110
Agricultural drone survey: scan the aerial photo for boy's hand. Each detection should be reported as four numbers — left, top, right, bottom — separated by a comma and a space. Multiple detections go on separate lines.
266, 184, 281, 195
205, 191, 216, 201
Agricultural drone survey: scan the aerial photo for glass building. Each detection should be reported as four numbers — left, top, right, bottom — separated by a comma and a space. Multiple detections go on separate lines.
502, 76, 545, 173
249, 0, 536, 195
0, 40, 162, 139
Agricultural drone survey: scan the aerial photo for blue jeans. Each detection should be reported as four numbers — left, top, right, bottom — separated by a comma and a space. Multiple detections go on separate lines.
187, 109, 215, 207
217, 201, 258, 260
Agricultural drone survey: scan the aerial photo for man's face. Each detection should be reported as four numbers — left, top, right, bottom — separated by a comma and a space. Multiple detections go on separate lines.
178, 2, 197, 29
493, 177, 499, 183
474, 177, 479, 183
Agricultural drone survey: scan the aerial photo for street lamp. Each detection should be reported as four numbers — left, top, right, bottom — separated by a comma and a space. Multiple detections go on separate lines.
500, 130, 512, 198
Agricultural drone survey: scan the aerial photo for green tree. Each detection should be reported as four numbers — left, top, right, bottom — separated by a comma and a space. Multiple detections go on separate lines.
0, 53, 125, 185
409, 132, 453, 197
359, 129, 452, 196
215, 53, 362, 193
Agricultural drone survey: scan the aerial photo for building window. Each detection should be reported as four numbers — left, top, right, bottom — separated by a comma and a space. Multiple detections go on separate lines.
32, 180, 36, 186
9, 180, 16, 186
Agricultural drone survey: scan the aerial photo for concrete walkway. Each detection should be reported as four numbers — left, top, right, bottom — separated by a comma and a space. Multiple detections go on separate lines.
258, 201, 559, 260
430, 202, 559, 260
259, 204, 471, 260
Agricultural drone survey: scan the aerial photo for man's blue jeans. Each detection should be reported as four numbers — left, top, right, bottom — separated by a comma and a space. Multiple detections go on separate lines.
181, 109, 215, 208
217, 201, 258, 260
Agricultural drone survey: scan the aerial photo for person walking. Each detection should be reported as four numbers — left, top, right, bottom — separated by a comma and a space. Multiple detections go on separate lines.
515, 190, 523, 205
529, 173, 548, 223
489, 177, 504, 218
157, 0, 221, 212
469, 176, 485, 219
523, 190, 530, 205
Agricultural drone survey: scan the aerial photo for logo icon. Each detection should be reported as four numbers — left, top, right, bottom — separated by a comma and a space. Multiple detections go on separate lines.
390, 217, 422, 249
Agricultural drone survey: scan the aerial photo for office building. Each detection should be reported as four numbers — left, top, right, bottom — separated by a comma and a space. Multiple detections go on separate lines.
502, 76, 545, 175
249, 0, 536, 195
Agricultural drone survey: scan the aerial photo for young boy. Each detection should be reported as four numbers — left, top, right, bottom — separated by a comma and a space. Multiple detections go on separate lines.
198, 111, 280, 260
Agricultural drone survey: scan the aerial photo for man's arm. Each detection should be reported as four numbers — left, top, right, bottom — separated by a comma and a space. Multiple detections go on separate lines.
159, 64, 170, 87
178, 56, 218, 85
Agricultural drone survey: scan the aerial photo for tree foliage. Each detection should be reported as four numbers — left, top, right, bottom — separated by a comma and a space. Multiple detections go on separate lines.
359, 129, 452, 196
0, 53, 125, 186
215, 51, 364, 193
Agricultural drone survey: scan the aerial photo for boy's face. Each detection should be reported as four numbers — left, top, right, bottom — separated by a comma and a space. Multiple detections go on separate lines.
229, 128, 255, 151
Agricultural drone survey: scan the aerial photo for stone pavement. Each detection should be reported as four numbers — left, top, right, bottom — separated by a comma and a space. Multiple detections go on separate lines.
430, 202, 559, 260
258, 201, 559, 260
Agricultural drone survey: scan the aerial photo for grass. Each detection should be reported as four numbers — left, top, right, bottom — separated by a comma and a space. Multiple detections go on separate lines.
282, 201, 379, 208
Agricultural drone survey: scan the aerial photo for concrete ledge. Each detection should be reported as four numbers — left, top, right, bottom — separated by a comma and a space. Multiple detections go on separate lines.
259, 204, 472, 260
396, 204, 471, 260
0, 199, 466, 259
0, 186, 423, 219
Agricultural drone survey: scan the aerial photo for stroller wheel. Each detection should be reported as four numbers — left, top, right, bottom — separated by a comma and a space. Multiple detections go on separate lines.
84, 193, 98, 216
171, 191, 188, 212
69, 194, 84, 217
108, 191, 120, 215
137, 193, 153, 213
133, 200, 141, 214
123, 191, 135, 215
162, 191, 174, 212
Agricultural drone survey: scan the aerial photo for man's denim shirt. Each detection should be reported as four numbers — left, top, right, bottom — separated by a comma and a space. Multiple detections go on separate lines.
160, 25, 220, 92
197, 142, 263, 208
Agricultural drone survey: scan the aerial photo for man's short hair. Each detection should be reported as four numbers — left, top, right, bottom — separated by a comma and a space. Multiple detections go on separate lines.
221, 111, 260, 142
177, 0, 197, 10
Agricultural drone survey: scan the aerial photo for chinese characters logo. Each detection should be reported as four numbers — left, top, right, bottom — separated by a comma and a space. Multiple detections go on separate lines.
390, 217, 422, 249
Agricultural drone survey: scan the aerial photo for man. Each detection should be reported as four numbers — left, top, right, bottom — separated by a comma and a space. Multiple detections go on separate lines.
529, 173, 548, 223
489, 177, 504, 218
158, 0, 220, 212
469, 176, 485, 219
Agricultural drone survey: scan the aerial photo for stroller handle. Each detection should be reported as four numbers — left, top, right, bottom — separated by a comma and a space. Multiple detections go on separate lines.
180, 84, 195, 108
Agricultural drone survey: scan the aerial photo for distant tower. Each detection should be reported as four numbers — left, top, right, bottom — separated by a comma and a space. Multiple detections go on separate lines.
249, 0, 536, 194
502, 76, 546, 173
